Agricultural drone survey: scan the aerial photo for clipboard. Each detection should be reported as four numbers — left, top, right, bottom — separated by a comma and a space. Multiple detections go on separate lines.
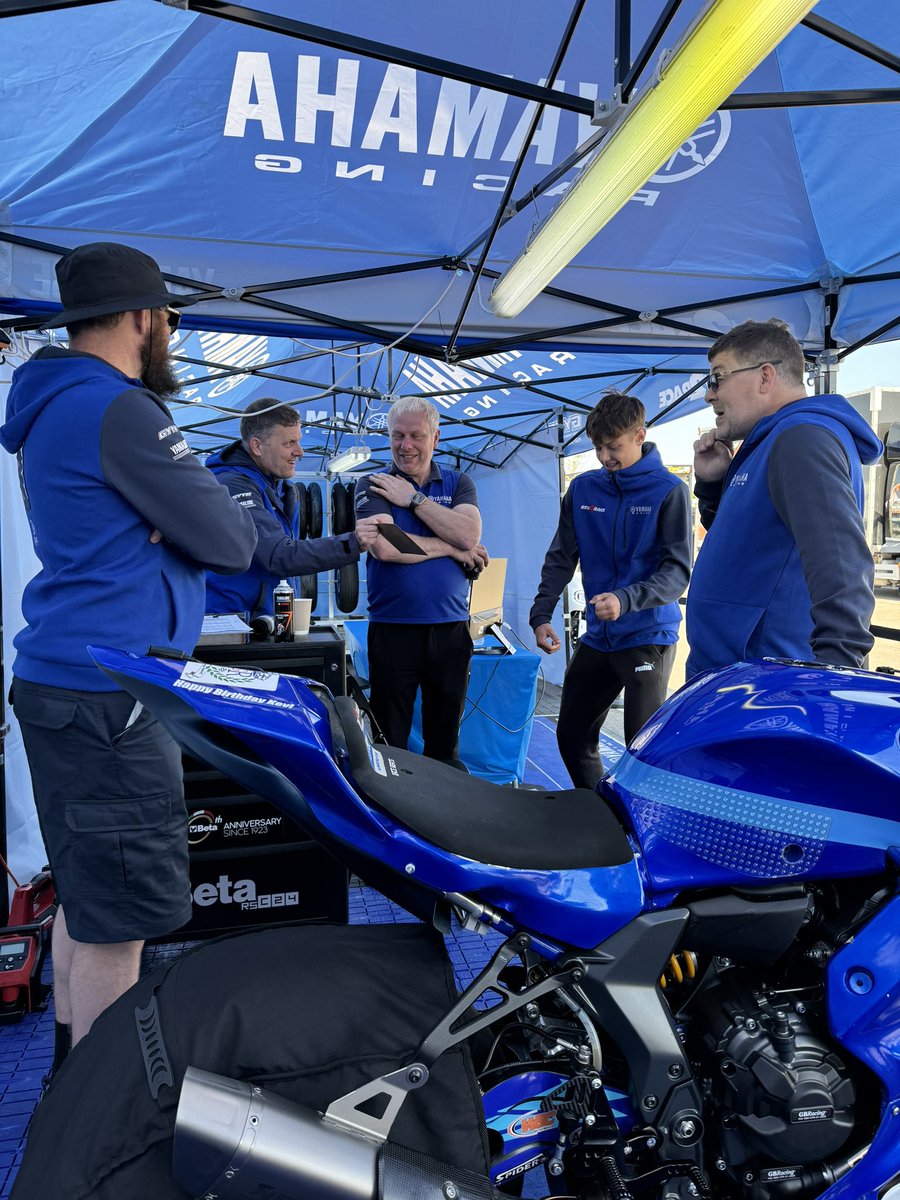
378, 522, 427, 556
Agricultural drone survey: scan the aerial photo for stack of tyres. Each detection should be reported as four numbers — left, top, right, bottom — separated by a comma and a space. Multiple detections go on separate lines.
331, 480, 359, 612
295, 480, 324, 610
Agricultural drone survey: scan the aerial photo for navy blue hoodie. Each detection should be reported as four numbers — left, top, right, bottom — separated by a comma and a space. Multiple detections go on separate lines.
204, 441, 361, 617
530, 444, 691, 652
686, 395, 881, 677
1, 347, 257, 690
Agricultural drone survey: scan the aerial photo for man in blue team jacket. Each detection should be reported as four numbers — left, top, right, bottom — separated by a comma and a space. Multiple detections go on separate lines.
1, 242, 257, 1052
205, 397, 383, 619
531, 392, 691, 789
687, 318, 881, 678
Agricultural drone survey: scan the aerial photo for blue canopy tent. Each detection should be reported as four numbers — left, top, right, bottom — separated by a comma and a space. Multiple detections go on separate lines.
162, 330, 711, 469
1, 0, 898, 879
2, 0, 899, 372
2, 0, 898, 452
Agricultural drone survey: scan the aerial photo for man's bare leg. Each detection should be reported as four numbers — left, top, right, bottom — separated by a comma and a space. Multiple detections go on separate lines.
50, 906, 74, 1026
67, 936, 144, 1045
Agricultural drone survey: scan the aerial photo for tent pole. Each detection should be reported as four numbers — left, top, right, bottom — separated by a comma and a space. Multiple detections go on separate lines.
615, 0, 631, 87
185, 1, 593, 116
815, 287, 840, 395
445, 0, 587, 357
556, 412, 575, 667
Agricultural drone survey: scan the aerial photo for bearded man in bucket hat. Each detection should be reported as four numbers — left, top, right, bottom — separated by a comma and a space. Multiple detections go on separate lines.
0, 242, 257, 1062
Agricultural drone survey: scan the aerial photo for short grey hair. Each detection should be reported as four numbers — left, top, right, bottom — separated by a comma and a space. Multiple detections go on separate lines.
387, 396, 440, 435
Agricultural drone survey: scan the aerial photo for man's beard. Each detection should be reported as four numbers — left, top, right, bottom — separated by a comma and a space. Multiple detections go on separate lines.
140, 324, 181, 399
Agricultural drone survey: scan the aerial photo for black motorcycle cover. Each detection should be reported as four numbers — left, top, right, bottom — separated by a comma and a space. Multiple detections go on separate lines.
12, 923, 490, 1199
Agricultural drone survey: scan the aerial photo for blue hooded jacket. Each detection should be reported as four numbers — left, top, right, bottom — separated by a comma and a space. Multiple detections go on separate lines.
1, 347, 256, 690
686, 395, 882, 677
531, 444, 691, 653
204, 441, 361, 618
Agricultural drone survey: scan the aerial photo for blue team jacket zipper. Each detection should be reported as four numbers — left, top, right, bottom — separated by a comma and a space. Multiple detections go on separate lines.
603, 474, 625, 651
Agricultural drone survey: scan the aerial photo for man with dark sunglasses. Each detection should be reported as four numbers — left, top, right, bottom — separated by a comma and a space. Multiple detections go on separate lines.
0, 242, 257, 1057
686, 318, 881, 678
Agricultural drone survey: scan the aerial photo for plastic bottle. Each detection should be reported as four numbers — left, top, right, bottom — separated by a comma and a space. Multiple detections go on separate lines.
273, 579, 294, 642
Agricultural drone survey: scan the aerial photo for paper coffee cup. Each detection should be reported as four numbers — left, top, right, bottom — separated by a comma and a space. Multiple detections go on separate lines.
293, 597, 312, 637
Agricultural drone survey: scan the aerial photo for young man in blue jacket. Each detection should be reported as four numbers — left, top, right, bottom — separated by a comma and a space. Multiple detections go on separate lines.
205, 397, 384, 619
1, 242, 257, 1051
531, 392, 691, 789
687, 318, 880, 677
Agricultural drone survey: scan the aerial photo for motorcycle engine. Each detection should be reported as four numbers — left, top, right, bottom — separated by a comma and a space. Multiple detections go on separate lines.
692, 975, 856, 1188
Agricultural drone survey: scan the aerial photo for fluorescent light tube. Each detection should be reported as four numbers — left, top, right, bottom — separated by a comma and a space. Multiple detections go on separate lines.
489, 0, 818, 318
326, 445, 372, 473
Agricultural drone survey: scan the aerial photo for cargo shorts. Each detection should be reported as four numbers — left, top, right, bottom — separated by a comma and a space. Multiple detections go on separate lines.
11, 677, 192, 943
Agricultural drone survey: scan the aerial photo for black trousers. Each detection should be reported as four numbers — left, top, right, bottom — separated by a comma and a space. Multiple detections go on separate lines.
556, 640, 676, 790
368, 621, 472, 762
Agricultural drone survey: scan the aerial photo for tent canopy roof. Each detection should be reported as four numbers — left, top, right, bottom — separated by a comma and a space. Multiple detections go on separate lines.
2, 0, 898, 461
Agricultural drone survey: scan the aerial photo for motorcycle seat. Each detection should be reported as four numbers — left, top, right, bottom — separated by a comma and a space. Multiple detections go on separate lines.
330, 696, 634, 871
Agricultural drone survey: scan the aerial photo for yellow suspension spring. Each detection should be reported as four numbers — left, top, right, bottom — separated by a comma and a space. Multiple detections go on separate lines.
659, 951, 698, 990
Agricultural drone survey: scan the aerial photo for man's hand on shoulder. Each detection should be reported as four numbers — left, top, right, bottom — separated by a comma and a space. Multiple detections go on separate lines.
534, 623, 561, 654
369, 472, 416, 508
693, 429, 733, 482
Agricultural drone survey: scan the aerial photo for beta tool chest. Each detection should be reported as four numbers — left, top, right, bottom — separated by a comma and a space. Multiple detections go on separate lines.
172, 626, 349, 937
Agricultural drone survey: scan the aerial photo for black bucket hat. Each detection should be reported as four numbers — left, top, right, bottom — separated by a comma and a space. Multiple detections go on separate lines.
41, 242, 184, 329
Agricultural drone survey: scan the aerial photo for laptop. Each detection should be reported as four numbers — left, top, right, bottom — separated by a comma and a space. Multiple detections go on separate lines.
468, 557, 507, 640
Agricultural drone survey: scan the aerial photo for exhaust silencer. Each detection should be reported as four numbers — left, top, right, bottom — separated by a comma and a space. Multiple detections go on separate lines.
173, 1066, 379, 1200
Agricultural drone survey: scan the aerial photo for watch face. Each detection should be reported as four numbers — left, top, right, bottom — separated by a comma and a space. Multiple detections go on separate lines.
411, 492, 426, 507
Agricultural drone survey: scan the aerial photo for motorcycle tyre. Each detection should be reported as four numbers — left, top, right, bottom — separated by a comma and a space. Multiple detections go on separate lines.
300, 573, 318, 610
336, 562, 359, 613
308, 481, 323, 539
331, 480, 351, 534
294, 481, 309, 539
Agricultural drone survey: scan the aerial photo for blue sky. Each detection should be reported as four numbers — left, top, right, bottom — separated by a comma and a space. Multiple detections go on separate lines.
838, 342, 900, 394
653, 339, 900, 463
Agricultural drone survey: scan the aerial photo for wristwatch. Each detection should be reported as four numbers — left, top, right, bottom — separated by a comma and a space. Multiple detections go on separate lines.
409, 491, 427, 509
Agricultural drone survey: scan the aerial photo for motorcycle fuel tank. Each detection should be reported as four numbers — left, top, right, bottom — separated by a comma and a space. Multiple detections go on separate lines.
600, 660, 900, 894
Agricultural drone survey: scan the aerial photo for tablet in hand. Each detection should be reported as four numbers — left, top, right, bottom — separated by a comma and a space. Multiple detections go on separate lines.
378, 523, 427, 555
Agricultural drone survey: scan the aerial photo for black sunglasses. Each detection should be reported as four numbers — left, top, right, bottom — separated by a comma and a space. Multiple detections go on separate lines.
162, 306, 181, 334
706, 359, 781, 392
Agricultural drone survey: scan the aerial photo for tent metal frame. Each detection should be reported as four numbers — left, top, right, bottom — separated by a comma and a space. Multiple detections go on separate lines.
2, 0, 899, 444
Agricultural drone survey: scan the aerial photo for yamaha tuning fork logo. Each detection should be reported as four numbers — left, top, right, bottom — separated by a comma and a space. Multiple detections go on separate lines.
649, 112, 731, 185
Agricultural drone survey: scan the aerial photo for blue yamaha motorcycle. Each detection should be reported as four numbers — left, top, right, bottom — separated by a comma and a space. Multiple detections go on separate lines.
90, 644, 900, 1200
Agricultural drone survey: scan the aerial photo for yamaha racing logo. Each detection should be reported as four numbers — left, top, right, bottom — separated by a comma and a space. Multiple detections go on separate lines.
221, 52, 731, 207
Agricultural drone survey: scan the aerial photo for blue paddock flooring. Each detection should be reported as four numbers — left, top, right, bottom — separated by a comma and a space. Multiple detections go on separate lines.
0, 718, 624, 1198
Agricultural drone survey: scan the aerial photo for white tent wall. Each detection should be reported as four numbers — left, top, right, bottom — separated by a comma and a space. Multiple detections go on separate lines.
470, 442, 567, 686
1, 342, 46, 893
